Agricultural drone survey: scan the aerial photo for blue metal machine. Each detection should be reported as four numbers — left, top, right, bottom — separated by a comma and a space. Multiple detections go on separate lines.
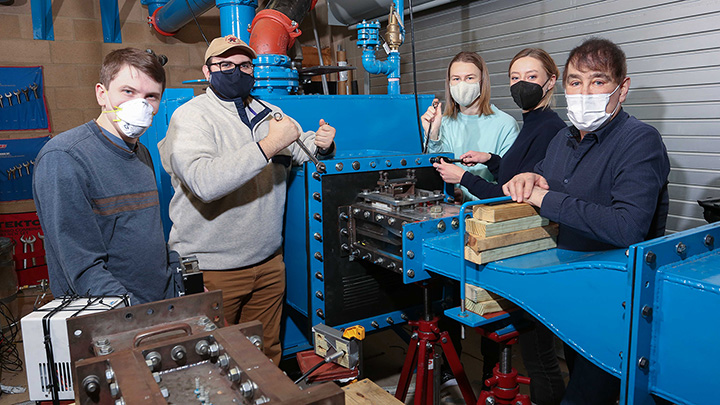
137, 1, 720, 403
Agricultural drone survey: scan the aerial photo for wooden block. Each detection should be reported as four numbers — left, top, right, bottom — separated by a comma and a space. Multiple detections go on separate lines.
464, 297, 517, 316
465, 284, 502, 303
473, 202, 538, 222
466, 215, 549, 237
467, 223, 559, 253
343, 379, 403, 404
464, 237, 557, 264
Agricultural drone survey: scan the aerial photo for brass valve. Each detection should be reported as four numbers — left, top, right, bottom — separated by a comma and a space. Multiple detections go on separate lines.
384, 5, 403, 51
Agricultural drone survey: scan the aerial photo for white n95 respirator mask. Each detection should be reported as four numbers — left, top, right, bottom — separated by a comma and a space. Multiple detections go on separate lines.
450, 81, 481, 107
103, 97, 155, 138
565, 84, 621, 132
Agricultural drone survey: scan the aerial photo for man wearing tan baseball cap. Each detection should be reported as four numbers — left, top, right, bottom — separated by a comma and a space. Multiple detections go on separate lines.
159, 35, 336, 364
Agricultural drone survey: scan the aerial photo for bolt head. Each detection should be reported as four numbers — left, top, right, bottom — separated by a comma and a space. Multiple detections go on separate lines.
406, 269, 415, 278
406, 231, 414, 240
676, 242, 687, 255
406, 250, 415, 259
641, 305, 652, 318
638, 357, 649, 369
645, 251, 656, 264
705, 234, 715, 247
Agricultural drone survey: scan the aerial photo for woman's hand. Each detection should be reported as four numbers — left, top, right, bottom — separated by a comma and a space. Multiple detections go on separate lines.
421, 98, 443, 140
459, 150, 491, 166
433, 160, 466, 184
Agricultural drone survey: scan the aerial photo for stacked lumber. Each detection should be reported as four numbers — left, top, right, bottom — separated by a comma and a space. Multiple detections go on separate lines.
464, 284, 516, 316
465, 202, 557, 265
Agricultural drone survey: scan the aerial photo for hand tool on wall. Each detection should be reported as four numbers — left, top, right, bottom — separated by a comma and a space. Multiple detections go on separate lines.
0, 94, 4, 108
272, 111, 321, 167
15, 164, 23, 177
20, 235, 29, 269
30, 83, 39, 99
21, 87, 30, 102
5, 92, 13, 106
23, 161, 31, 175
13, 90, 21, 105
26, 235, 36, 266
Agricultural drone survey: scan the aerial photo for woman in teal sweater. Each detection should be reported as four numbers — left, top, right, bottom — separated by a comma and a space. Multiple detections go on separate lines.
422, 51, 519, 202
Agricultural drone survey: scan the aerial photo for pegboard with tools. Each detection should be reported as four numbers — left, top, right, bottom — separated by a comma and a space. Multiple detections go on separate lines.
0, 66, 50, 131
0, 136, 49, 201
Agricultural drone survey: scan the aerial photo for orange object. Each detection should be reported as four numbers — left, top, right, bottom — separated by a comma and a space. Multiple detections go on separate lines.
248, 9, 302, 55
342, 325, 365, 341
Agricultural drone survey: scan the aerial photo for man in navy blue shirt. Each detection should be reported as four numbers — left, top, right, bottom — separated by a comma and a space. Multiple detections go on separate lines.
503, 38, 670, 403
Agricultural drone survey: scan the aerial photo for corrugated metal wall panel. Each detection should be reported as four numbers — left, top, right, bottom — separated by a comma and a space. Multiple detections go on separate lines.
346, 0, 720, 233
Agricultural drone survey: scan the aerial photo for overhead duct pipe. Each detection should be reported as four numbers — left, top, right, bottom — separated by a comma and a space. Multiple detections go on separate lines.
145, 0, 258, 41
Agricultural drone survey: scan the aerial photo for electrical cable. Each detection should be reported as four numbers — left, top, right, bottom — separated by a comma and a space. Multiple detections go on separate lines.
407, 0, 425, 152
0, 300, 22, 372
294, 351, 344, 384
185, 0, 210, 46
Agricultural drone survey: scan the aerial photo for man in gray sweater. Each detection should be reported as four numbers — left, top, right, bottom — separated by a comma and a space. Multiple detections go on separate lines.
34, 48, 176, 305
158, 36, 335, 364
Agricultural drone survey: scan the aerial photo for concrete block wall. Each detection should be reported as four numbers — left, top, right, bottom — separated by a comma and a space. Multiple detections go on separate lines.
0, 0, 221, 140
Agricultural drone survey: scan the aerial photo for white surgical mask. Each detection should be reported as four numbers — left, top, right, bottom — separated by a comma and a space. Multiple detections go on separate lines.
450, 81, 481, 107
103, 95, 155, 138
565, 83, 621, 132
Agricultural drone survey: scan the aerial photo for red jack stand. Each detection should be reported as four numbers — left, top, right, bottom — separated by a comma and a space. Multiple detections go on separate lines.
395, 285, 477, 405
477, 329, 531, 405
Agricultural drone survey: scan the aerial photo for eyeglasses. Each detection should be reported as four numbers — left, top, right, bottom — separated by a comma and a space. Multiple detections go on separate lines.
207, 61, 254, 74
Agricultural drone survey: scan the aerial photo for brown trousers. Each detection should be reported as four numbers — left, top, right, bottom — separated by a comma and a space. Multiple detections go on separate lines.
202, 252, 285, 364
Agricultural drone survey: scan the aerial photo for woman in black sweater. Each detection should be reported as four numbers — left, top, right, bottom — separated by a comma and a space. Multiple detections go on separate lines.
434, 49, 568, 405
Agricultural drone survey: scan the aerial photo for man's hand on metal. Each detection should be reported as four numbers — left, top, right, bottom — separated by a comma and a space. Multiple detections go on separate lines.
502, 172, 549, 205
314, 119, 335, 149
433, 160, 465, 184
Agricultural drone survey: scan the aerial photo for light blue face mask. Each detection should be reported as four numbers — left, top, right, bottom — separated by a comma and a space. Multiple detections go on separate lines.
450, 81, 481, 107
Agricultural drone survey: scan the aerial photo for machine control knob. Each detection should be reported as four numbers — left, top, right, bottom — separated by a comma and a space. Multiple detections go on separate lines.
82, 375, 100, 395
170, 345, 186, 362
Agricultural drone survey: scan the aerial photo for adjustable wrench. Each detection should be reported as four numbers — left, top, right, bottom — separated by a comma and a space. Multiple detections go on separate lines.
272, 112, 321, 167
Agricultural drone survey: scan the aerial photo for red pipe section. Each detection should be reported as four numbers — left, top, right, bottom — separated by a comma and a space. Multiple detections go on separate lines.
248, 9, 302, 55
248, 0, 318, 55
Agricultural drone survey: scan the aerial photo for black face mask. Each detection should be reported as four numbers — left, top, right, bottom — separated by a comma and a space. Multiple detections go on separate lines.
510, 78, 549, 110
209, 68, 255, 100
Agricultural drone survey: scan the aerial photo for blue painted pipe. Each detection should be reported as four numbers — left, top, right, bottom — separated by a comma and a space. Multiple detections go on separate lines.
217, 0, 258, 40
150, 0, 257, 42
141, 0, 170, 16
151, 0, 215, 35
